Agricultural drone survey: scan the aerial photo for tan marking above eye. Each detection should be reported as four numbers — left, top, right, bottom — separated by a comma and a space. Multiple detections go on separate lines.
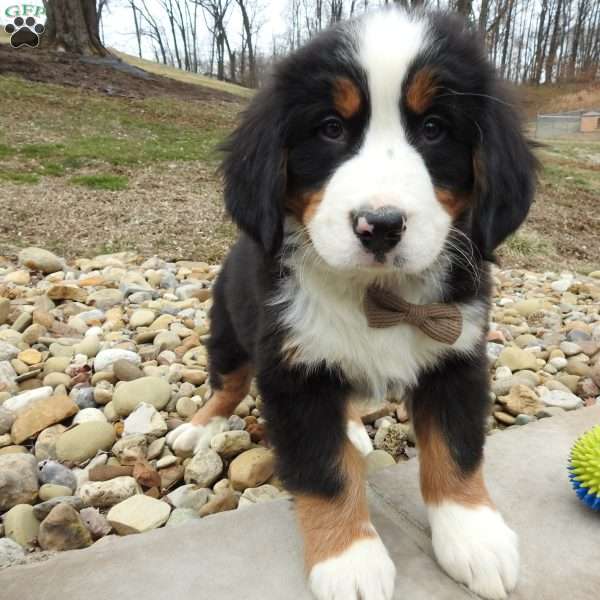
333, 78, 362, 119
406, 68, 438, 114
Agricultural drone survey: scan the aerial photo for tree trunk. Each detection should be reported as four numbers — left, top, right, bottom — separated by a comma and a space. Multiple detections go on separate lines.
236, 0, 257, 88
42, 0, 108, 55
455, 0, 473, 18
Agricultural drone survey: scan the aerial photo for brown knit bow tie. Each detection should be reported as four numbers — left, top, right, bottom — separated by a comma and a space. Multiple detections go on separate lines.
364, 286, 463, 345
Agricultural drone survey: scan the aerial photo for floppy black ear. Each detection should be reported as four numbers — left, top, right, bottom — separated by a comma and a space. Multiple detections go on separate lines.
221, 87, 287, 255
471, 86, 538, 261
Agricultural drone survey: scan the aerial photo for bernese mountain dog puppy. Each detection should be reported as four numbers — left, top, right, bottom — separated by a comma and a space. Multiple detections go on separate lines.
167, 7, 537, 600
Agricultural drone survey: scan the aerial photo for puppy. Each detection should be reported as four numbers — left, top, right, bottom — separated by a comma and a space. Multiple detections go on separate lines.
168, 7, 537, 600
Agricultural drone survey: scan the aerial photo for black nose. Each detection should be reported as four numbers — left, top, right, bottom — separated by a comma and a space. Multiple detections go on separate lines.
352, 207, 407, 258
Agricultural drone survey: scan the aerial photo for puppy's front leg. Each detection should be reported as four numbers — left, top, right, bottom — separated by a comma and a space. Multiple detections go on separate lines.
259, 365, 395, 600
412, 355, 519, 600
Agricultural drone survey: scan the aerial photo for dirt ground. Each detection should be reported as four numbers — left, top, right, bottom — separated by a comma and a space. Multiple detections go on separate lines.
0, 44, 241, 102
0, 45, 598, 272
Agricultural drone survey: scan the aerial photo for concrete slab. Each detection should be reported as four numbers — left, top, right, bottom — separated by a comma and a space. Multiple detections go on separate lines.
2, 406, 599, 600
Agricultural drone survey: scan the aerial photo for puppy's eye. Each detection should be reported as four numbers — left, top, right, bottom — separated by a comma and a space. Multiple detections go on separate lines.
422, 117, 445, 143
320, 117, 345, 141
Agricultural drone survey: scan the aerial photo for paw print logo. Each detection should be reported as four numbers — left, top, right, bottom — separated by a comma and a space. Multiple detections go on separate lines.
4, 16, 45, 49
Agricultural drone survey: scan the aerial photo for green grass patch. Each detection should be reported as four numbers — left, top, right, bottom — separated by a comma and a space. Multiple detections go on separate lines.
542, 161, 599, 191
0, 76, 239, 168
0, 143, 16, 158
39, 162, 66, 176
70, 174, 129, 190
503, 231, 555, 257
0, 170, 40, 184
19, 143, 66, 158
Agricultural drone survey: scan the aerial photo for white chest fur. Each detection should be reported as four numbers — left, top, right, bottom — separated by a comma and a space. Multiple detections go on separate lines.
273, 262, 486, 400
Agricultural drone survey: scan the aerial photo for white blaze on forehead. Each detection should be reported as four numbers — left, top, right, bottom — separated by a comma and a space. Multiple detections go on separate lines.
359, 10, 428, 137
305, 9, 449, 275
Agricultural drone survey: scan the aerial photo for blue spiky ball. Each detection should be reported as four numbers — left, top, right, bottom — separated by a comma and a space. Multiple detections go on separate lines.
568, 425, 600, 511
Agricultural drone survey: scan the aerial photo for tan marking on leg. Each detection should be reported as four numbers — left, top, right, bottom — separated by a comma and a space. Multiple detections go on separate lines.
287, 190, 324, 225
434, 187, 469, 219
191, 364, 253, 426
296, 442, 374, 569
406, 68, 438, 114
333, 78, 362, 119
415, 418, 492, 508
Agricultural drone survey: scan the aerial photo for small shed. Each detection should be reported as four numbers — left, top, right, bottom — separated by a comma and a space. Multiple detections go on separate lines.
580, 111, 600, 133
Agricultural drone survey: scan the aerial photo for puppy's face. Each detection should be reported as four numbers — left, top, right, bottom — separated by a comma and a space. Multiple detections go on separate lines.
223, 9, 536, 274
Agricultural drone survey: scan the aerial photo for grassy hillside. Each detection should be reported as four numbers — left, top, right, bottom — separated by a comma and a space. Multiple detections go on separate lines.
521, 81, 600, 117
110, 49, 253, 99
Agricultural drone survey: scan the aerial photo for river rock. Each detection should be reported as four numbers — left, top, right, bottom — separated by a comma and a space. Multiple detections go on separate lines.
34, 424, 67, 461
56, 421, 116, 463
497, 347, 539, 372
94, 349, 141, 372
2, 386, 53, 414
112, 376, 171, 416
79, 507, 112, 539
184, 449, 223, 487
210, 430, 251, 458
198, 489, 239, 516
78, 476, 141, 508
499, 385, 542, 416
38, 503, 92, 551
229, 448, 275, 492
123, 403, 167, 437
0, 406, 15, 435
0, 298, 9, 325
4, 504, 40, 547
0, 342, 19, 362
38, 459, 76, 489
72, 407, 107, 424
541, 389, 584, 411
129, 309, 156, 329
107, 495, 171, 535
18, 247, 62, 274
166, 484, 211, 510
88, 289, 124, 310
0, 538, 25, 568
238, 484, 286, 508
113, 359, 144, 381
33, 495, 85, 520
0, 453, 39, 510
11, 394, 78, 444
166, 507, 202, 527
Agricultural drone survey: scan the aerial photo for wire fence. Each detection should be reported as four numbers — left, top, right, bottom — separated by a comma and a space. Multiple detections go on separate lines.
535, 112, 583, 139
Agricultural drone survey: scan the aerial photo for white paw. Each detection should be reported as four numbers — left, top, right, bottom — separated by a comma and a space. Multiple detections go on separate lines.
166, 417, 229, 456
429, 502, 519, 600
309, 536, 396, 600
347, 420, 373, 456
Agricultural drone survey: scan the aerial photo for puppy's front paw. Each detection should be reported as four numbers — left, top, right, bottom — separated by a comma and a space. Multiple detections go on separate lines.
166, 417, 229, 456
308, 536, 396, 600
429, 503, 519, 600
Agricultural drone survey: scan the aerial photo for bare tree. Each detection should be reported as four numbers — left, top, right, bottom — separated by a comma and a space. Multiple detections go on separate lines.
195, 0, 234, 80
235, 0, 262, 86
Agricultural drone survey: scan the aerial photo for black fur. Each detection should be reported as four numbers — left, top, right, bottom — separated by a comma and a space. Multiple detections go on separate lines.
210, 9, 537, 501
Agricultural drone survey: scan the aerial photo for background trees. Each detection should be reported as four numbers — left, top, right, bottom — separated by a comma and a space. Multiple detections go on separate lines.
55, 0, 600, 87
